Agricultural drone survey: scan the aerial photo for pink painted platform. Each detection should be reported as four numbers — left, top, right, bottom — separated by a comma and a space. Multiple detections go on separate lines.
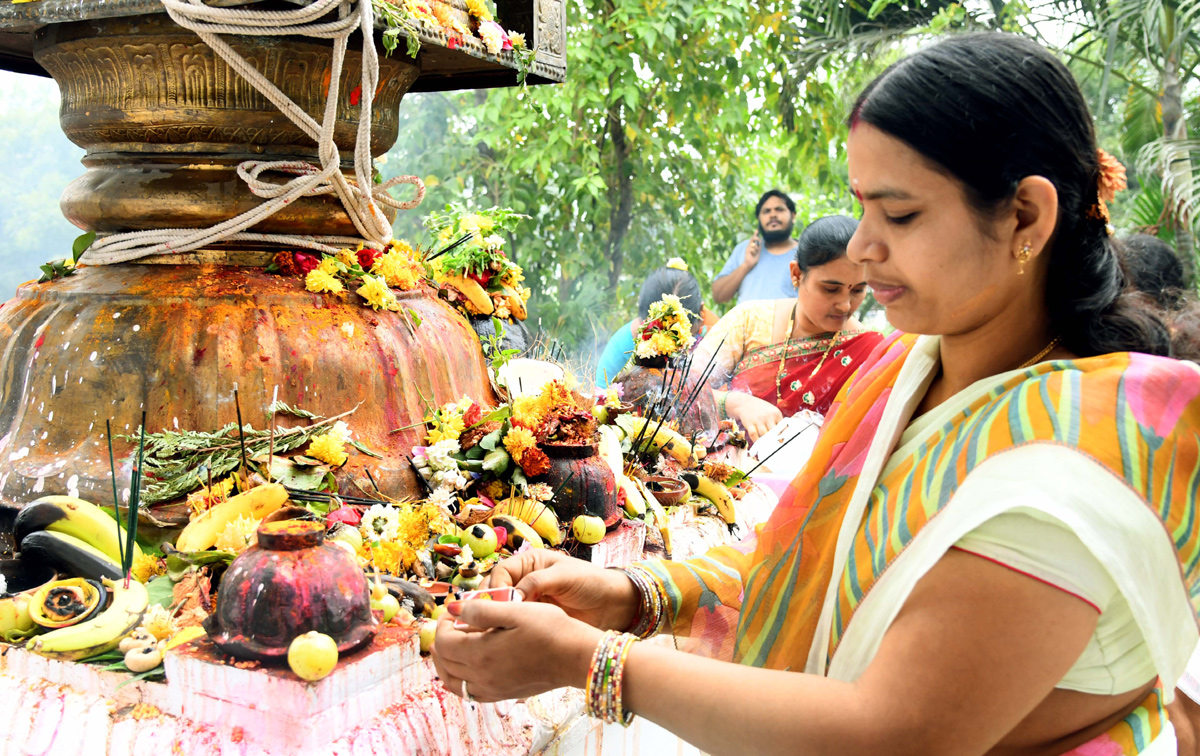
0, 487, 778, 756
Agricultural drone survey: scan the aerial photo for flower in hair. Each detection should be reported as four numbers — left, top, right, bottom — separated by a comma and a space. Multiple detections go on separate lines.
666, 257, 688, 272
1097, 149, 1128, 204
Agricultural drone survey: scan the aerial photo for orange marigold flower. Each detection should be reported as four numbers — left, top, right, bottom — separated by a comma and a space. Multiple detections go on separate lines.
518, 446, 551, 477
1097, 148, 1128, 204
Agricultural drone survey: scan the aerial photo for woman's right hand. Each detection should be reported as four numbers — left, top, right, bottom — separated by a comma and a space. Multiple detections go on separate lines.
725, 391, 784, 442
486, 549, 639, 631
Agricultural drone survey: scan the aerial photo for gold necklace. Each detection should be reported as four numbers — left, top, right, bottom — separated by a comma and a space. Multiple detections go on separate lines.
775, 303, 844, 405
1017, 336, 1061, 370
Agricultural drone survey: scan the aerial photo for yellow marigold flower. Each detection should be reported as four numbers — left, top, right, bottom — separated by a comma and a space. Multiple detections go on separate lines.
305, 268, 344, 294
503, 425, 536, 463
371, 249, 423, 291
131, 552, 165, 583
369, 540, 415, 575
319, 256, 342, 276
215, 514, 260, 554
357, 274, 400, 311
425, 415, 464, 444
511, 394, 545, 428
481, 480, 506, 500
141, 605, 177, 642
465, 0, 493, 20
604, 387, 622, 408
650, 332, 676, 355
307, 431, 349, 466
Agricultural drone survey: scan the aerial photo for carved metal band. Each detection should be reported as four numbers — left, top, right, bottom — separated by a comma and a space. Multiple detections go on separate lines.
37, 34, 418, 152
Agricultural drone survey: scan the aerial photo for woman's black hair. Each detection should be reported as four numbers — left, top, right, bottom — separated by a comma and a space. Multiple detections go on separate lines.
795, 215, 859, 273
852, 32, 1173, 358
755, 189, 796, 217
639, 267, 703, 320
1119, 234, 1191, 311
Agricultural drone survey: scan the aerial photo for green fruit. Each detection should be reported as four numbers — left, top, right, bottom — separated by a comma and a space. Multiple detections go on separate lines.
451, 572, 483, 591
431, 604, 449, 621
287, 631, 338, 682
418, 620, 437, 653
461, 523, 498, 559
328, 523, 363, 551
371, 593, 400, 622
572, 515, 606, 545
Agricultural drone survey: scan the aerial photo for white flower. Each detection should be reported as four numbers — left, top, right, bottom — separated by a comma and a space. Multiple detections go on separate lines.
526, 483, 554, 502
0, 574, 7, 595
456, 543, 475, 567
635, 339, 659, 359
482, 234, 505, 250
426, 439, 461, 471
360, 504, 401, 542
428, 488, 456, 511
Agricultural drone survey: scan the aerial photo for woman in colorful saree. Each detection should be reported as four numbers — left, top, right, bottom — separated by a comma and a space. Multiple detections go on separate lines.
700, 216, 883, 441
431, 33, 1200, 756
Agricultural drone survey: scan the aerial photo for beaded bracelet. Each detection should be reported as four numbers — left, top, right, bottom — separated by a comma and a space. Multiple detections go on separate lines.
585, 630, 638, 726
612, 565, 667, 639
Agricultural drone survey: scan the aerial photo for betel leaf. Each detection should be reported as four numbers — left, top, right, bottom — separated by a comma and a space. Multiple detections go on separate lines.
465, 443, 487, 461
72, 231, 97, 261
479, 428, 502, 451
482, 448, 510, 474
146, 575, 176, 609
165, 549, 236, 581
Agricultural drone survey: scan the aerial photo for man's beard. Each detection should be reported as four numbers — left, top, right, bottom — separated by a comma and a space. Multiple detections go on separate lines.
759, 220, 795, 244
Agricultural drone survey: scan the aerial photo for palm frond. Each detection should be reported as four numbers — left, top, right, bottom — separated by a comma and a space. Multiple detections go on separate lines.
1136, 137, 1200, 231
1122, 84, 1163, 157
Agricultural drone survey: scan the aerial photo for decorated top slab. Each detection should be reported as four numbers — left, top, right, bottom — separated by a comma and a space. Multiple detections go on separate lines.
0, 0, 566, 87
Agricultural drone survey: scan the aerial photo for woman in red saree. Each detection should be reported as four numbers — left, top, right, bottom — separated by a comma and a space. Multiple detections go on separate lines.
699, 216, 884, 440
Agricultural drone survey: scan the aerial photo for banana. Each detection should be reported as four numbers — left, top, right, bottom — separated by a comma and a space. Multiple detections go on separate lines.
680, 472, 737, 525
14, 496, 143, 566
499, 496, 563, 546
499, 285, 527, 321
488, 514, 545, 550
617, 475, 647, 518
175, 483, 287, 552
20, 530, 123, 582
26, 577, 149, 661
613, 415, 698, 466
436, 273, 494, 315
596, 426, 624, 479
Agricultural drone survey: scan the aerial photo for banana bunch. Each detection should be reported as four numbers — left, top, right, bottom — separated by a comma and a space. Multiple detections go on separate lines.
175, 483, 287, 552
25, 577, 149, 661
435, 272, 494, 316
496, 495, 562, 546
680, 472, 737, 526
14, 496, 142, 580
613, 415, 703, 466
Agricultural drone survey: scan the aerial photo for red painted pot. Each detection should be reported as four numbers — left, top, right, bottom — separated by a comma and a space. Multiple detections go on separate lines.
539, 442, 620, 530
204, 520, 377, 661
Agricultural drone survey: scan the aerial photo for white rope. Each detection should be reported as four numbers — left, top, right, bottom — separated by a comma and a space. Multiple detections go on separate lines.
81, 0, 424, 265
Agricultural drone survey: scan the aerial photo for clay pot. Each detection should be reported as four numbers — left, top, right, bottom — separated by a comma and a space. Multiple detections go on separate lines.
539, 442, 620, 530
612, 362, 718, 440
204, 520, 377, 661
643, 476, 690, 508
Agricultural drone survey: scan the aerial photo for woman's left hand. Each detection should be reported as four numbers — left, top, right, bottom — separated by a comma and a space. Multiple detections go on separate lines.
431, 599, 603, 703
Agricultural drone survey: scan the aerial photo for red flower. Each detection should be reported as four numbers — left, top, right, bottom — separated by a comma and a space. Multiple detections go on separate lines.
293, 252, 321, 276
326, 505, 361, 527
349, 85, 362, 106
357, 246, 383, 271
447, 35, 460, 50
467, 270, 493, 287
462, 402, 483, 427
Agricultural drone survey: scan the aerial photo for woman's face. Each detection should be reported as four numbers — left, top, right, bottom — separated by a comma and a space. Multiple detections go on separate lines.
793, 256, 869, 334
845, 123, 1016, 336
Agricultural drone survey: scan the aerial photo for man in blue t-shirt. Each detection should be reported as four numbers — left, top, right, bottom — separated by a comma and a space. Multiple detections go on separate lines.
712, 189, 801, 304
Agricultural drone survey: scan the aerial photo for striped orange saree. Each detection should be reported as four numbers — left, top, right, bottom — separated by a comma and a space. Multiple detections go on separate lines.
640, 333, 1200, 753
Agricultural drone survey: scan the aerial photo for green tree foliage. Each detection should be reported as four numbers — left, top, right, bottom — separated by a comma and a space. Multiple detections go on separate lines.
383, 0, 852, 355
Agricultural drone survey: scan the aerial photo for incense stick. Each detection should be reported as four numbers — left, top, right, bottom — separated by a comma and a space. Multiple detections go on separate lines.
105, 419, 124, 574
743, 420, 817, 477
233, 387, 248, 473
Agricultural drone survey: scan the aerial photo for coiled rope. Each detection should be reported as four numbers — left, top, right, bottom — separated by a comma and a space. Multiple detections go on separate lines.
81, 0, 424, 265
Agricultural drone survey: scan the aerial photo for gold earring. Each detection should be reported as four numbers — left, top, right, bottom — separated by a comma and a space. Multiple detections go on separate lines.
1016, 241, 1032, 276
